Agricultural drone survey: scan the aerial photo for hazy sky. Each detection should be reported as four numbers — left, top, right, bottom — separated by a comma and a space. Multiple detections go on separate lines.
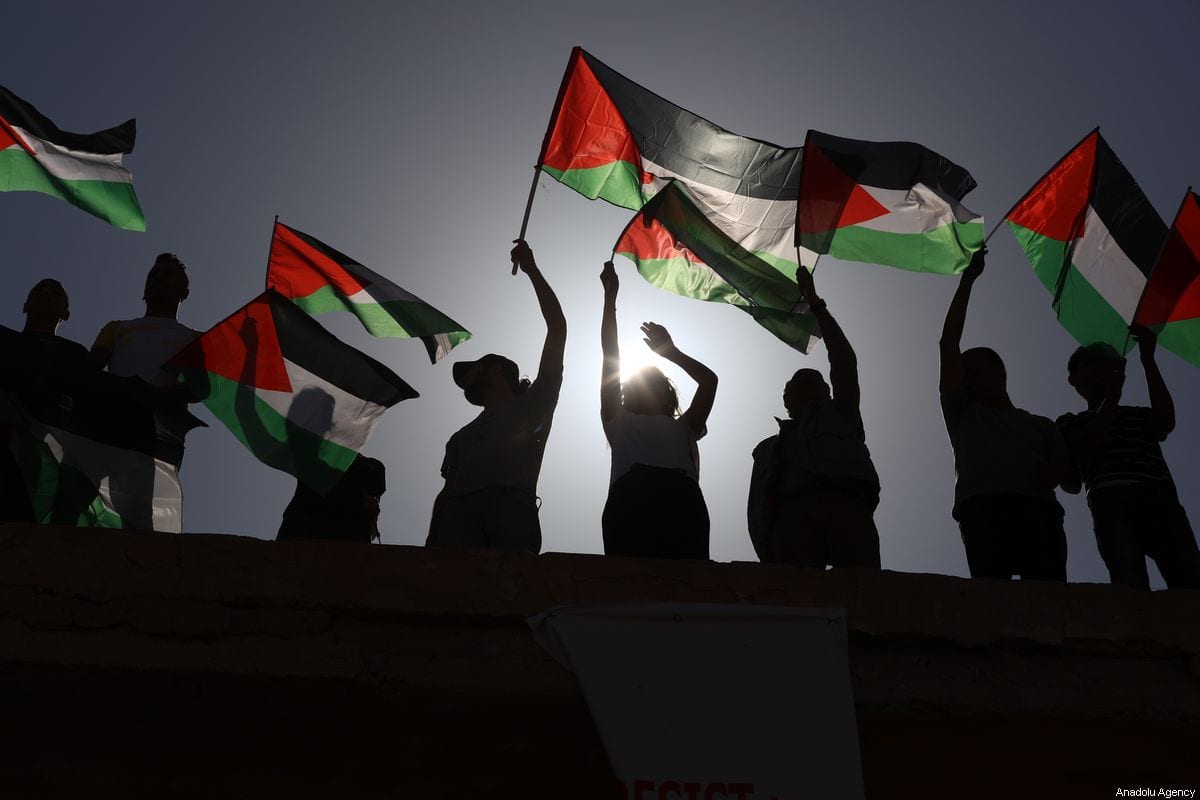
5, 0, 1199, 586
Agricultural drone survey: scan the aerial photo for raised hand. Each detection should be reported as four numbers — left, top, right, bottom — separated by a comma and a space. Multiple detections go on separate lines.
510, 239, 537, 276
795, 263, 819, 303
1130, 323, 1158, 360
962, 247, 986, 281
600, 260, 619, 295
641, 321, 677, 357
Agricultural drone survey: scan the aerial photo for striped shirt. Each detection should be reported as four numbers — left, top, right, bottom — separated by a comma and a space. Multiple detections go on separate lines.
1055, 406, 1174, 494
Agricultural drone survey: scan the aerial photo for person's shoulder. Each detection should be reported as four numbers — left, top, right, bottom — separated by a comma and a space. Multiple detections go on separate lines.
1055, 409, 1086, 428
752, 431, 779, 459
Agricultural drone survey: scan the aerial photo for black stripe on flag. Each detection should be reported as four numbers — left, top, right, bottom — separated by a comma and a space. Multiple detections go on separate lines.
806, 130, 977, 200
581, 51, 803, 202
1090, 134, 1168, 279
286, 223, 365, 276
0, 85, 136, 155
265, 291, 418, 408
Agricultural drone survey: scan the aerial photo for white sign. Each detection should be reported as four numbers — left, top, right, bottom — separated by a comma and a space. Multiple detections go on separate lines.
529, 604, 864, 800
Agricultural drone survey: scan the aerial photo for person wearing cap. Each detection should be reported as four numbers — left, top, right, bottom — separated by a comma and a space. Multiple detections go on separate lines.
426, 240, 566, 553
598, 260, 717, 559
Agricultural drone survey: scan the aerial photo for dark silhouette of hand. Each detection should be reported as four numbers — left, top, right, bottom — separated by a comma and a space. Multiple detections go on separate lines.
963, 247, 986, 281
795, 263, 819, 303
641, 321, 676, 356
1130, 323, 1158, 359
510, 239, 537, 275
600, 260, 619, 295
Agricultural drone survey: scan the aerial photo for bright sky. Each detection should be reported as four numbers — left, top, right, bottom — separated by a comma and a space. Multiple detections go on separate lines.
5, 0, 1199, 586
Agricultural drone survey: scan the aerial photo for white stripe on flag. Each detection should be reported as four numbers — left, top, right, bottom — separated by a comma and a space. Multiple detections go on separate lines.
640, 157, 817, 269
1072, 206, 1149, 324
850, 184, 982, 235
12, 124, 134, 184
255, 359, 389, 452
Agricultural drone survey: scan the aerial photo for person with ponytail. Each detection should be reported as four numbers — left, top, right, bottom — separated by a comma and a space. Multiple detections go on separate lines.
599, 260, 717, 559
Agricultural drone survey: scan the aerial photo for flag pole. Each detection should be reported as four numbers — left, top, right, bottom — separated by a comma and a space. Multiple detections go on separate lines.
263, 215, 279, 291
512, 166, 541, 275
513, 46, 583, 275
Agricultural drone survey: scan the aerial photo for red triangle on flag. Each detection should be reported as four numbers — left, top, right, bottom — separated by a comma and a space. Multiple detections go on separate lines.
169, 293, 293, 392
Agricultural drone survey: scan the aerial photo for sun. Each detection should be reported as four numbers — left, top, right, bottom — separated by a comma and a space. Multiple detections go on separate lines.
618, 337, 660, 383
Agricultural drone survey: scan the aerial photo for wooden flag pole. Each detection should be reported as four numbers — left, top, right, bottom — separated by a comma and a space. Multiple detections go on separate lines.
512, 165, 541, 275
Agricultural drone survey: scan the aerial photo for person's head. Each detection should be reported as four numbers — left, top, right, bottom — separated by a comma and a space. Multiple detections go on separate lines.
452, 353, 528, 407
961, 347, 1008, 406
1067, 342, 1123, 403
143, 252, 189, 307
622, 366, 680, 417
22, 278, 70, 333
783, 368, 830, 418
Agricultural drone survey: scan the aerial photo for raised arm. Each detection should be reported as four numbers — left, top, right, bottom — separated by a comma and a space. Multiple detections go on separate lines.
511, 240, 567, 385
939, 249, 985, 391
1132, 325, 1175, 440
600, 261, 621, 426
642, 323, 717, 437
795, 263, 859, 420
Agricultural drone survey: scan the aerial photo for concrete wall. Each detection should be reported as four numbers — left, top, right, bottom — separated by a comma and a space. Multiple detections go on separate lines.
0, 523, 1197, 798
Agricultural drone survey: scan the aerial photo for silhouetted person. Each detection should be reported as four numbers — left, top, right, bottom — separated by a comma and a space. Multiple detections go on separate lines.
426, 240, 566, 553
748, 264, 880, 569
939, 250, 1072, 581
277, 456, 386, 542
1057, 332, 1200, 589
599, 261, 717, 560
90, 252, 200, 390
2, 279, 91, 522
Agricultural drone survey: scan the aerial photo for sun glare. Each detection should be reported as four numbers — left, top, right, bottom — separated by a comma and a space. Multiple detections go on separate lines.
617, 337, 660, 383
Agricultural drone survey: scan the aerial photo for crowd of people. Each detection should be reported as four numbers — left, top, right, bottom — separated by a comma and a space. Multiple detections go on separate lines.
3, 241, 1198, 591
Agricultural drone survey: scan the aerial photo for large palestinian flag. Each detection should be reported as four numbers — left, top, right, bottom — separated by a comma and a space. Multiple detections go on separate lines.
1134, 190, 1200, 366
615, 182, 820, 352
795, 130, 984, 274
165, 290, 418, 494
539, 47, 806, 276
266, 221, 470, 363
0, 85, 144, 231
1005, 130, 1167, 353
0, 328, 201, 532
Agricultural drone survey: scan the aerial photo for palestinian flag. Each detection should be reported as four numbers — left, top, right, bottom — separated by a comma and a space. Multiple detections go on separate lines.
615, 181, 820, 352
267, 221, 470, 363
0, 85, 144, 231
539, 47, 805, 276
1134, 190, 1200, 366
0, 328, 202, 532
165, 290, 417, 494
795, 130, 984, 274
1005, 130, 1167, 352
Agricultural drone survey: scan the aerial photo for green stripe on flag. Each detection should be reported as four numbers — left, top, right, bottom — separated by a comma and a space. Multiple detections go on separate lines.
1007, 222, 1070, 293
292, 285, 472, 345
1008, 222, 1135, 353
629, 255, 752, 307
0, 148, 145, 231
1156, 318, 1200, 367
824, 220, 984, 274
541, 161, 644, 210
199, 371, 359, 494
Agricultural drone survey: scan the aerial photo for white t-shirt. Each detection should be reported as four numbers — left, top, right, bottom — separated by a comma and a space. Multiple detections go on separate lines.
93, 317, 200, 387
604, 407, 703, 484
